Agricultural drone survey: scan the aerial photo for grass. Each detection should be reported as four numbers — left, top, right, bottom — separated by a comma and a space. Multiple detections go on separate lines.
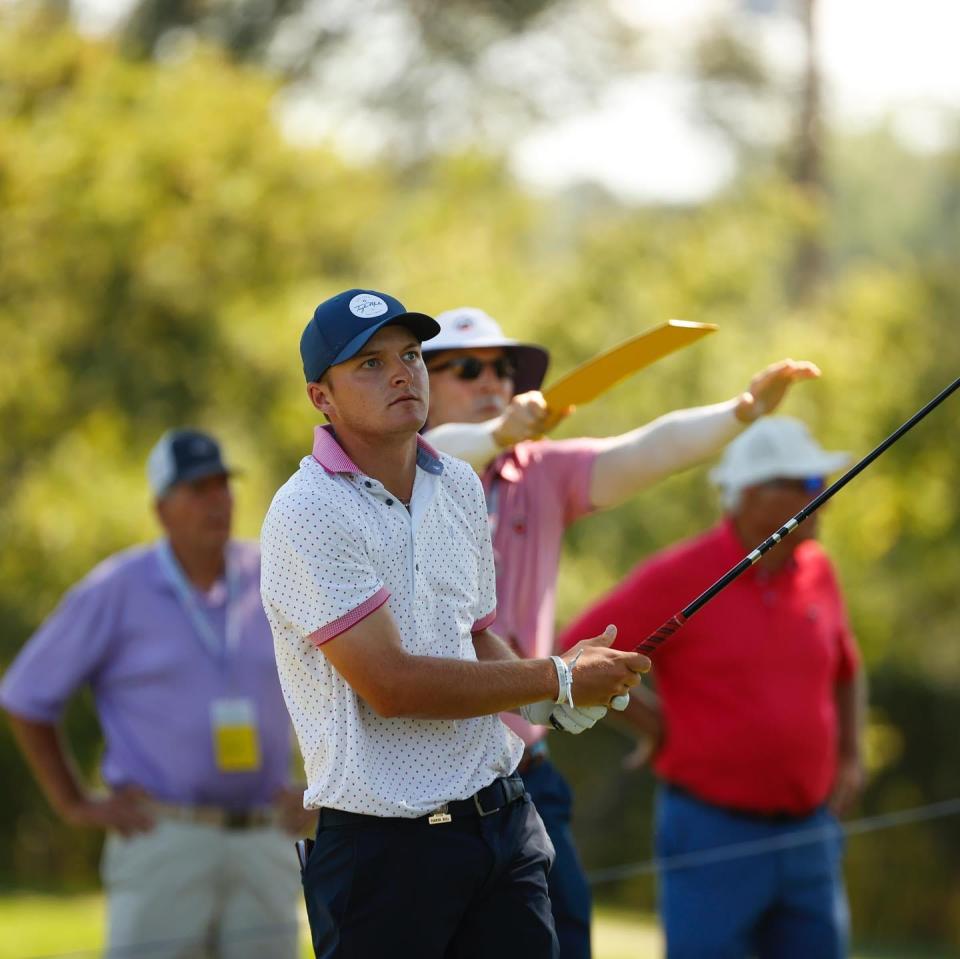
0, 894, 955, 959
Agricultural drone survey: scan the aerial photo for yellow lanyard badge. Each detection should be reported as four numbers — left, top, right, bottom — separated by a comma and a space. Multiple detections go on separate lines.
210, 698, 261, 772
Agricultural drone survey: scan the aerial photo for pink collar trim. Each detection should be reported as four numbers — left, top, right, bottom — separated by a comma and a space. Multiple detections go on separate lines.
311, 425, 444, 476
312, 426, 361, 473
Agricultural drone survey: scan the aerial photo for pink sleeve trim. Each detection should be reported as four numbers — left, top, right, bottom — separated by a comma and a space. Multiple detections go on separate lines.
309, 587, 390, 647
471, 608, 497, 634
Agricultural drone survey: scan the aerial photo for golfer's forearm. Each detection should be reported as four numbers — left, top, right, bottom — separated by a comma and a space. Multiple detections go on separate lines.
422, 422, 499, 473
6, 714, 88, 818
376, 655, 558, 719
835, 671, 866, 760
590, 400, 743, 508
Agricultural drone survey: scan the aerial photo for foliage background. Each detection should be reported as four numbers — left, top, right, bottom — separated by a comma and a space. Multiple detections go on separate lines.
1, 7, 958, 952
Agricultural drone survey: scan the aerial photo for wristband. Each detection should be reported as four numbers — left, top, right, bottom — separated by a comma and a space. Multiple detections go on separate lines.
549, 655, 570, 705
566, 650, 582, 709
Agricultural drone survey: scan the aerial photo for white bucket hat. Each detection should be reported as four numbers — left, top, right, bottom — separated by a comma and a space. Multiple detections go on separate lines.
422, 307, 550, 394
710, 416, 851, 505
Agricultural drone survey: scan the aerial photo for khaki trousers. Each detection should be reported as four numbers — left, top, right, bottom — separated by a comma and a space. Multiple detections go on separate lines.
101, 819, 300, 959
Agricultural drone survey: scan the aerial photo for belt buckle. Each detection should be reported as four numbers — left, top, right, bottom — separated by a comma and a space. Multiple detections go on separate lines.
473, 791, 501, 818
428, 803, 452, 825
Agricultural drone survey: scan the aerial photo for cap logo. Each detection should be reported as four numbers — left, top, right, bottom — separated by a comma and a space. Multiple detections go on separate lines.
349, 293, 389, 318
455, 317, 474, 331
191, 439, 212, 455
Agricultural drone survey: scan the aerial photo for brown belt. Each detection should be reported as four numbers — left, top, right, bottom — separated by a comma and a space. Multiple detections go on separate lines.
148, 800, 277, 830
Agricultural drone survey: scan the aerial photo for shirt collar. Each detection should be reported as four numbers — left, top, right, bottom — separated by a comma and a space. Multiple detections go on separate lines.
312, 425, 361, 473
312, 425, 444, 476
485, 445, 528, 484
151, 540, 230, 604
717, 516, 798, 579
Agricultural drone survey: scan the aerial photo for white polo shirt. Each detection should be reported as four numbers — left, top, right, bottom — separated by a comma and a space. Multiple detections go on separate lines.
260, 426, 523, 817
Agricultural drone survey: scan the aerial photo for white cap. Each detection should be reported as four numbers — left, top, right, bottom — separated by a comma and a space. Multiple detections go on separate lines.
710, 416, 850, 506
422, 307, 549, 394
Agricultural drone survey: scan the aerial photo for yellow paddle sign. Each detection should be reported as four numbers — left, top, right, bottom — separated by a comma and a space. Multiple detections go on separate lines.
540, 320, 717, 430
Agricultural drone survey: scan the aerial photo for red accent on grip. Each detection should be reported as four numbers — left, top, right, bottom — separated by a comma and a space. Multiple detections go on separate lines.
635, 613, 687, 656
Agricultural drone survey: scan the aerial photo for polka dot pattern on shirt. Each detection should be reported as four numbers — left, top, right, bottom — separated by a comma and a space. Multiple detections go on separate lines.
260, 442, 522, 817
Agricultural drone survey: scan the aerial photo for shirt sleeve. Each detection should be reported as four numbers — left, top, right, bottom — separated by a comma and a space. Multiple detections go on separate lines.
422, 422, 499, 474
822, 558, 860, 683
531, 438, 606, 526
465, 470, 497, 632
260, 496, 389, 647
0, 567, 121, 723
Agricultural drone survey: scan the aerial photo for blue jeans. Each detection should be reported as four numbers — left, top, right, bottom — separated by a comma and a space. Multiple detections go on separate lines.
656, 786, 849, 959
303, 785, 558, 959
521, 759, 592, 959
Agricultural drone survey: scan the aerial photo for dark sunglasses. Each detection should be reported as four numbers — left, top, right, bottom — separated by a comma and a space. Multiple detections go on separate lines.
764, 476, 826, 495
427, 356, 517, 381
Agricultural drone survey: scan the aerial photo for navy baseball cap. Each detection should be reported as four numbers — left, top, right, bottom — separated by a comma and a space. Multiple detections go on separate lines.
146, 429, 235, 498
300, 289, 440, 382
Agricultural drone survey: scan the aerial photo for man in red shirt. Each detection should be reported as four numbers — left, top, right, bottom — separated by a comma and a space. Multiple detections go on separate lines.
559, 416, 866, 959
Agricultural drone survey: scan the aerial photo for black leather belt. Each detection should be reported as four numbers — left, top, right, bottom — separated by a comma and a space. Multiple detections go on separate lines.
319, 775, 526, 828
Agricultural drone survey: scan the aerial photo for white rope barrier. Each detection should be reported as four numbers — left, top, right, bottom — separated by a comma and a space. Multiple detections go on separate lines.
22, 797, 960, 958
586, 796, 960, 884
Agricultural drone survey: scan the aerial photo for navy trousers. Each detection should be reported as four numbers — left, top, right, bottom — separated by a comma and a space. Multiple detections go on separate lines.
656, 786, 849, 959
521, 760, 593, 959
302, 782, 558, 959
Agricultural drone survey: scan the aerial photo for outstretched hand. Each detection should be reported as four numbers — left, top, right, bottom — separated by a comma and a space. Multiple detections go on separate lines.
734, 359, 821, 424
492, 391, 573, 447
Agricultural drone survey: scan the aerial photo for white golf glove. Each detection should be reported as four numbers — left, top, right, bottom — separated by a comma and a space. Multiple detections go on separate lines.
519, 700, 556, 726
521, 700, 608, 734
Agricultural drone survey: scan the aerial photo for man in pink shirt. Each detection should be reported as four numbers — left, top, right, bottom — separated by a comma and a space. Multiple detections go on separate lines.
422, 306, 819, 958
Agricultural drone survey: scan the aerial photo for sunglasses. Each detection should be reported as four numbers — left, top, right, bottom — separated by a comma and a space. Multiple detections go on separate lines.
427, 356, 517, 382
764, 476, 826, 495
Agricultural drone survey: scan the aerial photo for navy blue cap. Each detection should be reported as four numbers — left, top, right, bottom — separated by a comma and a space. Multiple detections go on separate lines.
146, 429, 234, 498
300, 289, 440, 382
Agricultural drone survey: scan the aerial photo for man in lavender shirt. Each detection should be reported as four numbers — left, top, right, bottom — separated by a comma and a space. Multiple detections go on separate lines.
1, 429, 312, 959
423, 307, 821, 958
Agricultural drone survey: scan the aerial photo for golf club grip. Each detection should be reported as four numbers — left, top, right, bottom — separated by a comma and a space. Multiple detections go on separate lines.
635, 614, 687, 655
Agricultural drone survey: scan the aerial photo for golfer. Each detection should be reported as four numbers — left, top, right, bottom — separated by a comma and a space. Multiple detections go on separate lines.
259, 289, 650, 959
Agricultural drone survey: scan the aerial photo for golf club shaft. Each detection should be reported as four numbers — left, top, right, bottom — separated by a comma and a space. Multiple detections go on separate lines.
634, 375, 960, 656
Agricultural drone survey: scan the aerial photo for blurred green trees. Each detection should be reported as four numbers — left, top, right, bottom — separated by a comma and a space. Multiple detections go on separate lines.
1, 11, 959, 948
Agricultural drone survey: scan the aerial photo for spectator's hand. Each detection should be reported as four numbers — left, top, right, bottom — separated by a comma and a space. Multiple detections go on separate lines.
563, 625, 651, 708
273, 786, 318, 837
622, 736, 656, 772
734, 359, 821, 423
67, 785, 154, 837
828, 755, 865, 816
492, 392, 570, 447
